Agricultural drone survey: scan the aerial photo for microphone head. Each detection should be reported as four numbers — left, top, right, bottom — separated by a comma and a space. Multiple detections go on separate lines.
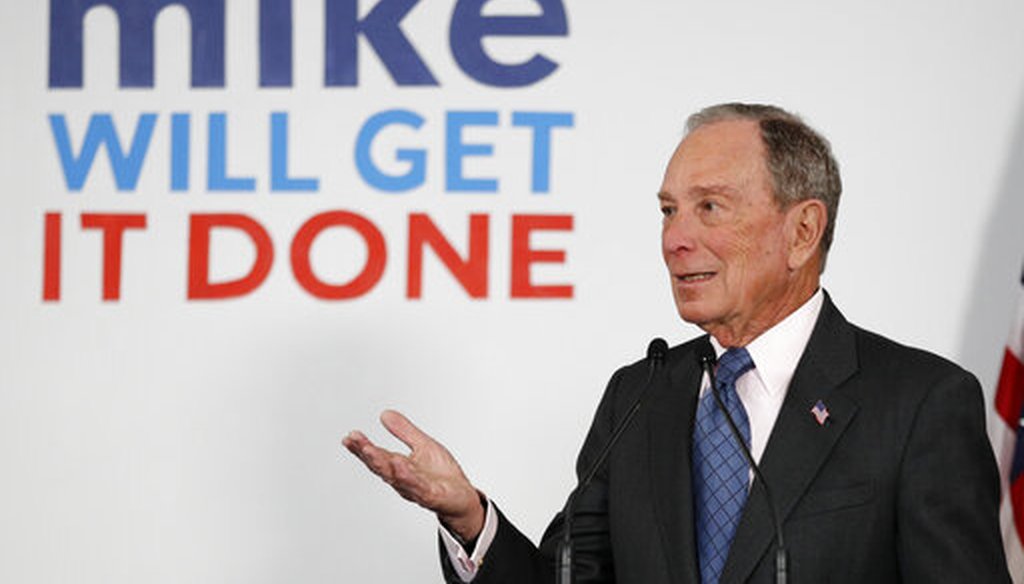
695, 341, 717, 370
647, 338, 669, 364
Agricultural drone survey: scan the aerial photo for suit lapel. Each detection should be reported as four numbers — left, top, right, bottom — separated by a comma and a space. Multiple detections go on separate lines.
648, 341, 706, 584
720, 295, 861, 584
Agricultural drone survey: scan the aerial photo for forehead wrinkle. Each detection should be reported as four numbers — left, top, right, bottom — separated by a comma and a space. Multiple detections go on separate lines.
657, 184, 742, 202
689, 184, 741, 199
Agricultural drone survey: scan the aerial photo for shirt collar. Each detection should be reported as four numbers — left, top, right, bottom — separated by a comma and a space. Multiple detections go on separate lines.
709, 288, 824, 398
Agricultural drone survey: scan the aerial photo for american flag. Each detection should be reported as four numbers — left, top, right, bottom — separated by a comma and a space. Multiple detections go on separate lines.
810, 399, 829, 426
993, 263, 1024, 582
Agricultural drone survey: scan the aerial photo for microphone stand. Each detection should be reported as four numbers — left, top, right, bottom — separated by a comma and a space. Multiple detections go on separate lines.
699, 352, 787, 584
556, 339, 667, 584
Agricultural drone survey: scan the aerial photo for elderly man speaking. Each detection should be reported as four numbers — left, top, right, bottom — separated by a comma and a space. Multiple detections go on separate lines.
344, 103, 1011, 583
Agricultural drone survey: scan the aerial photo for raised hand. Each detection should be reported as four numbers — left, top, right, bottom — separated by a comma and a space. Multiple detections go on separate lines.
343, 409, 485, 540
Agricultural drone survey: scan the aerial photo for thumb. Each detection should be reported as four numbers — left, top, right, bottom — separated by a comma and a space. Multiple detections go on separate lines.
380, 409, 432, 450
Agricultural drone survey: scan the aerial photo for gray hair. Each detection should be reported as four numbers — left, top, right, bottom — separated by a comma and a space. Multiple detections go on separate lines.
686, 103, 842, 272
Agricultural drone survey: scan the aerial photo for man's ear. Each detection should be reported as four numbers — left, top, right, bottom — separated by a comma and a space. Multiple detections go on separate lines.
786, 199, 827, 270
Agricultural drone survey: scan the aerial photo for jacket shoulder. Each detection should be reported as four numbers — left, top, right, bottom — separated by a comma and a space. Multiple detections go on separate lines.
850, 324, 977, 386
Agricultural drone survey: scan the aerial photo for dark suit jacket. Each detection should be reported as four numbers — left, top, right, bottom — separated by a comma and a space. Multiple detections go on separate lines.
443, 295, 1011, 583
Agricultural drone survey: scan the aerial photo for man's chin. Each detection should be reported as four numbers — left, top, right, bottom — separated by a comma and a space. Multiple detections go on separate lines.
674, 304, 714, 328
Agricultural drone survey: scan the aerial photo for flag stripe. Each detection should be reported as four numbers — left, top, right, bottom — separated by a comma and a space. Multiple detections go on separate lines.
995, 262, 1024, 582
996, 349, 1024, 429
1012, 474, 1024, 545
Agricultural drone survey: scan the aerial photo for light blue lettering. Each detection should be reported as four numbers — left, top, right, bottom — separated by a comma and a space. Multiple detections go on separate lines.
270, 112, 319, 192
207, 113, 256, 191
512, 111, 573, 193
49, 113, 156, 191
355, 109, 426, 192
170, 113, 190, 191
445, 111, 498, 193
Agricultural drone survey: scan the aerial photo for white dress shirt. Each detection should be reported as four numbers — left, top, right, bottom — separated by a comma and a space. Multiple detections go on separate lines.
441, 289, 825, 582
704, 289, 824, 468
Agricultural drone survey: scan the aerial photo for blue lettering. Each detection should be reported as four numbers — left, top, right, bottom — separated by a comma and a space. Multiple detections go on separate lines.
325, 0, 437, 87
260, 0, 293, 87
512, 112, 573, 193
48, 0, 225, 88
49, 113, 156, 191
450, 0, 567, 88
207, 113, 256, 191
48, 0, 569, 89
446, 111, 498, 193
170, 113, 190, 191
355, 109, 426, 192
271, 112, 319, 192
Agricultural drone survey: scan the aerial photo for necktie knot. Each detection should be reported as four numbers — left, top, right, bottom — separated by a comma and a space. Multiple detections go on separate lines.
716, 347, 754, 390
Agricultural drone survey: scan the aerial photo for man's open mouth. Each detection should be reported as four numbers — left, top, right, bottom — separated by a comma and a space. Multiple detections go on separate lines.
677, 272, 715, 283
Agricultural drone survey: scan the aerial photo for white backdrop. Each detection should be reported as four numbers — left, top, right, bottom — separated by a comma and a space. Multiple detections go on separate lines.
3, 1, 1024, 582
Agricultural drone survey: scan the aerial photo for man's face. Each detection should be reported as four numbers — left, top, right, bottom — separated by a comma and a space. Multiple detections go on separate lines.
659, 119, 805, 345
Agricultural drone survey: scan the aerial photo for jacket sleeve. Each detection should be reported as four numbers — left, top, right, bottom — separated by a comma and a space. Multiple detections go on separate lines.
895, 368, 1011, 582
439, 367, 631, 584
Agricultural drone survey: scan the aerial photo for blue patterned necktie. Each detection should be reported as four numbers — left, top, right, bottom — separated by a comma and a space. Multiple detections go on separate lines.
693, 347, 755, 584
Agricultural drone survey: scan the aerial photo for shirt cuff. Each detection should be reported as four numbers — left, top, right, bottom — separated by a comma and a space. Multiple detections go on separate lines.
438, 496, 498, 583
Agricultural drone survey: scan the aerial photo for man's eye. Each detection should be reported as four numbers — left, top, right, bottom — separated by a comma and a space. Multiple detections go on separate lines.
660, 206, 675, 217
699, 200, 719, 213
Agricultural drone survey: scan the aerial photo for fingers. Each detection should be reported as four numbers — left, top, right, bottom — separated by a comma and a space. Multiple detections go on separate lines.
342, 414, 479, 517
341, 430, 367, 452
343, 431, 401, 481
341, 430, 374, 462
380, 409, 433, 451
343, 431, 430, 504
389, 456, 428, 502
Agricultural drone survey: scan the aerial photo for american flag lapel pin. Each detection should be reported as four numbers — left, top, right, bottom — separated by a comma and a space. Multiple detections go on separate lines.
811, 399, 830, 426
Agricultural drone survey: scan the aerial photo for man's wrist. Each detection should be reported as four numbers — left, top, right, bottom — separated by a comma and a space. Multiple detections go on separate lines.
440, 490, 487, 543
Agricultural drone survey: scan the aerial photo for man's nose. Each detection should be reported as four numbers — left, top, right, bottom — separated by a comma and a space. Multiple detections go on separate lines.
662, 212, 698, 254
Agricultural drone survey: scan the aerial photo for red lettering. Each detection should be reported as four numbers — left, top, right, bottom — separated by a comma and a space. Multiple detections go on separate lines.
81, 213, 147, 301
43, 212, 62, 301
511, 214, 573, 299
291, 211, 387, 299
188, 214, 274, 299
407, 213, 489, 298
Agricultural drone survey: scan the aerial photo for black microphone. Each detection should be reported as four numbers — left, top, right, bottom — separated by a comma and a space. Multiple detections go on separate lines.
696, 344, 787, 584
556, 338, 669, 584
